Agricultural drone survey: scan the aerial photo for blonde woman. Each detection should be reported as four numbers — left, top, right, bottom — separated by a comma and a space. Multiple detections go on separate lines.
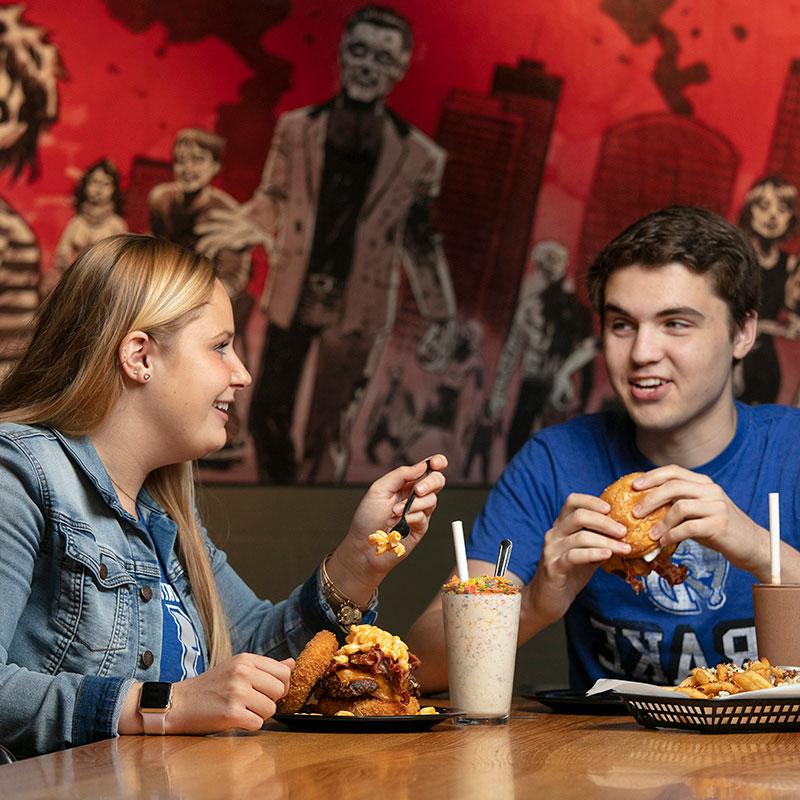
0, 234, 446, 758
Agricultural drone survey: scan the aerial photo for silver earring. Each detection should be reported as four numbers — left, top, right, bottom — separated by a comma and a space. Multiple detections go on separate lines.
133, 369, 139, 376
143, 372, 151, 381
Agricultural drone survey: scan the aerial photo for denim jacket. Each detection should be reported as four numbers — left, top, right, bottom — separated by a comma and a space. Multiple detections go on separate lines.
0, 423, 376, 758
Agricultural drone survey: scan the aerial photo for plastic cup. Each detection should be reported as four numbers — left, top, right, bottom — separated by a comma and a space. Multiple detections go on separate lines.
752, 583, 800, 666
442, 585, 521, 724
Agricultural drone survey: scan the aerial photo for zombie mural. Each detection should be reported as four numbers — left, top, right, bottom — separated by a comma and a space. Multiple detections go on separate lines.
9, 1, 800, 486
197, 5, 457, 484
0, 5, 61, 378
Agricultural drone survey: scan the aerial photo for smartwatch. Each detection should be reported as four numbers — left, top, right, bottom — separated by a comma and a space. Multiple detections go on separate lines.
139, 681, 173, 734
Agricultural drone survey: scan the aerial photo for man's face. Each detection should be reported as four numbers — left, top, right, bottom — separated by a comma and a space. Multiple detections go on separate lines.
0, 50, 28, 151
750, 183, 794, 241
339, 22, 409, 104
172, 141, 219, 194
602, 263, 755, 445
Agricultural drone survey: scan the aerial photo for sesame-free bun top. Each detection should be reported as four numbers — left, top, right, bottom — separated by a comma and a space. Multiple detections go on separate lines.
600, 472, 671, 560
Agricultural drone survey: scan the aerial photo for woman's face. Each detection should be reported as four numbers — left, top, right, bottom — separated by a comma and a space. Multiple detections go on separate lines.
146, 280, 251, 462
85, 168, 115, 205
749, 183, 795, 241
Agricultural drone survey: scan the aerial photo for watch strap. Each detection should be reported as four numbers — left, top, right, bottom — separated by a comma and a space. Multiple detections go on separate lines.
141, 708, 168, 735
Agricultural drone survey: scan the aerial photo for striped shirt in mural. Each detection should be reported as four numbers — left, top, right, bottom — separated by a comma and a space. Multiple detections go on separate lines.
0, 198, 40, 378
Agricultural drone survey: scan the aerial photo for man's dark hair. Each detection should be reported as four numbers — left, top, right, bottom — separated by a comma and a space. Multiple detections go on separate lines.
344, 5, 413, 52
587, 206, 761, 330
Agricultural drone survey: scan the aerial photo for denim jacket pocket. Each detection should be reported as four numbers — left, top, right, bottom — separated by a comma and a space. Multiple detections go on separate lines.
55, 521, 137, 653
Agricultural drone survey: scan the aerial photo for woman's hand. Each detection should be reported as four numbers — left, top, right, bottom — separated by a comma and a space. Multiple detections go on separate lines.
525, 492, 630, 626
119, 653, 295, 735
326, 454, 448, 604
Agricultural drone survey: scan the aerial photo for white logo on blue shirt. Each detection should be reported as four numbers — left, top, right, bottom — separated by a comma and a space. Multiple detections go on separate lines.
644, 540, 729, 614
160, 582, 203, 681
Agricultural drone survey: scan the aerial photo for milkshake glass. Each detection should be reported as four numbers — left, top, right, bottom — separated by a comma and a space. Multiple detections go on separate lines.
441, 575, 521, 724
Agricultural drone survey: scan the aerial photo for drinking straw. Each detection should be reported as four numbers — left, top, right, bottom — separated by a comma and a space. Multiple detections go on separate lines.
494, 539, 513, 577
769, 492, 781, 585
451, 520, 469, 581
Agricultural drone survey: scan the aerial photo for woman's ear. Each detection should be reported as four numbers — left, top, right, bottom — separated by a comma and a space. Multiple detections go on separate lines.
118, 331, 153, 384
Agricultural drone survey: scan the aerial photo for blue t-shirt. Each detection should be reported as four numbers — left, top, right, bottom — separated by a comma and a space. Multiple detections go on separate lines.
138, 511, 205, 682
467, 402, 800, 690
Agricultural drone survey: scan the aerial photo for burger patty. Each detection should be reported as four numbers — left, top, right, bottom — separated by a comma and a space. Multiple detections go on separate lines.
319, 675, 379, 698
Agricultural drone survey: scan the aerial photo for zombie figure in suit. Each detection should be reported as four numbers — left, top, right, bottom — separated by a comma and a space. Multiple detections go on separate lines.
0, 5, 62, 378
197, 5, 456, 483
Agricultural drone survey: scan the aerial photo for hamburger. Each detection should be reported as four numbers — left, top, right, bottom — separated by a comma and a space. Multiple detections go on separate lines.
600, 472, 687, 594
277, 625, 422, 716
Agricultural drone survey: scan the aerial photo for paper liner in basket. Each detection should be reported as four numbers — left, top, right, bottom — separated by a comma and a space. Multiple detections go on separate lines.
587, 677, 800, 700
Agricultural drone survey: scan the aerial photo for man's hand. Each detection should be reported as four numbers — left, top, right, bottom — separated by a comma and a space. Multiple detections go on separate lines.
525, 493, 630, 626
631, 467, 770, 580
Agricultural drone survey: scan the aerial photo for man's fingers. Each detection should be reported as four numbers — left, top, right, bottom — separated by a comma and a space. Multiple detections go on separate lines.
562, 492, 612, 515
567, 508, 627, 539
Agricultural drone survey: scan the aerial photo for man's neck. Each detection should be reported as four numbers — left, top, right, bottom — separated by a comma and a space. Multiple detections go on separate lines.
635, 397, 739, 469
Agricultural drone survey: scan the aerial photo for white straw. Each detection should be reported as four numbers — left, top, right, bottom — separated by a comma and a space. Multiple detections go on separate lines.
769, 492, 781, 585
451, 520, 469, 581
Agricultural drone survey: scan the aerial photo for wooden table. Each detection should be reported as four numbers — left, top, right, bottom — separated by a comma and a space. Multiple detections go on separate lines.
3, 699, 800, 799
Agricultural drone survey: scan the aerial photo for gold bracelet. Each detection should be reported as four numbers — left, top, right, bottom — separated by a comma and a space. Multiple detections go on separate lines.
320, 553, 378, 629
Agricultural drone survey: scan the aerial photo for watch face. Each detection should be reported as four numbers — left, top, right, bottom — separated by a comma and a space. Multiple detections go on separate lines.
140, 681, 172, 710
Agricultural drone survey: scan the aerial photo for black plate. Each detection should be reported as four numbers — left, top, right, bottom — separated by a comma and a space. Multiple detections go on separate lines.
272, 707, 462, 733
530, 689, 630, 715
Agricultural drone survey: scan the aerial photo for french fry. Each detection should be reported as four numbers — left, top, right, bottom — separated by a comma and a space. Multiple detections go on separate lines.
674, 686, 708, 699
691, 667, 712, 685
732, 670, 772, 691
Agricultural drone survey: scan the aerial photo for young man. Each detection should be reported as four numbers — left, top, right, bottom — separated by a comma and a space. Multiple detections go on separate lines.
408, 206, 800, 691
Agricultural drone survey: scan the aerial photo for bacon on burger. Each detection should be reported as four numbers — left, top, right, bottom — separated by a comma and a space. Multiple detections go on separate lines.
277, 625, 422, 716
600, 472, 687, 594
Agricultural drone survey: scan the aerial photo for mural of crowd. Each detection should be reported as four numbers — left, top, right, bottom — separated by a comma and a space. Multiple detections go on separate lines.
3, 2, 800, 485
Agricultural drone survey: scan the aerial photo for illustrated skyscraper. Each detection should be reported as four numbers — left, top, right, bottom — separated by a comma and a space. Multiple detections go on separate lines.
765, 59, 800, 191
404, 59, 561, 350
578, 113, 739, 281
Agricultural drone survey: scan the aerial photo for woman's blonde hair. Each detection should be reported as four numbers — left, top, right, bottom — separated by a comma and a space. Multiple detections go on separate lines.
0, 234, 232, 665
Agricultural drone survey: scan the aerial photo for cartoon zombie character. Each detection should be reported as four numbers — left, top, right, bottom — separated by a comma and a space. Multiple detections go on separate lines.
196, 5, 456, 484
737, 176, 800, 404
0, 4, 62, 377
50, 159, 127, 281
486, 240, 594, 462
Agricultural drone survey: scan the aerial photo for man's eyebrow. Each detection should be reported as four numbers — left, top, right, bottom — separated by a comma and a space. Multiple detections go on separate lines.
604, 303, 705, 320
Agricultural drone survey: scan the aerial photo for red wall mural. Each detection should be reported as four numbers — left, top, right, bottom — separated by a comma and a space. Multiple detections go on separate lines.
4, 0, 800, 486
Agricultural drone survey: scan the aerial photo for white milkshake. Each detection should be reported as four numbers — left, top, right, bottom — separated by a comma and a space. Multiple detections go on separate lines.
442, 575, 521, 723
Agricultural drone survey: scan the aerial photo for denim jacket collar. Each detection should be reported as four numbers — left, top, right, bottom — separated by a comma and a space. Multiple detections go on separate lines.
50, 427, 165, 523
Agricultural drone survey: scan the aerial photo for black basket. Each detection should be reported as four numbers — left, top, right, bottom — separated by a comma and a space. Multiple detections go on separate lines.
618, 693, 800, 734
